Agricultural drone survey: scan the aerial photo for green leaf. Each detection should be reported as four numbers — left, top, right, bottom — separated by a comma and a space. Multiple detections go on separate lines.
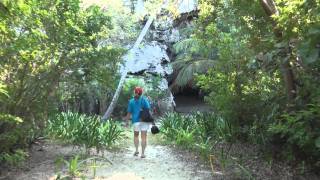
274, 41, 286, 48
308, 26, 320, 35
304, 48, 319, 64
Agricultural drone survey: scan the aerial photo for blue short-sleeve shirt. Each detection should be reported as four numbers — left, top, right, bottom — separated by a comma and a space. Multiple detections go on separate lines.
127, 96, 150, 123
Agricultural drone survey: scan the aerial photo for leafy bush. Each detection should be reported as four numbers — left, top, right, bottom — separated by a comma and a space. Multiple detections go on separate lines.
0, 114, 27, 153
47, 112, 124, 151
160, 112, 235, 142
175, 128, 196, 148
0, 149, 28, 167
0, 0, 127, 167
0, 85, 31, 166
54, 154, 112, 179
159, 112, 235, 159
268, 104, 320, 162
98, 120, 124, 147
159, 112, 196, 140
193, 112, 234, 142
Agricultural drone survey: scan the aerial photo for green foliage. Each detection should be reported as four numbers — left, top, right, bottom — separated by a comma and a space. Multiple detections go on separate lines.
193, 112, 234, 142
0, 83, 9, 98
147, 74, 167, 100
216, 145, 232, 170
0, 0, 319, 174
159, 112, 235, 159
160, 112, 204, 156
47, 112, 124, 151
197, 65, 282, 141
0, 113, 23, 124
0, 0, 137, 159
0, 149, 27, 167
122, 77, 146, 98
0, 114, 27, 154
98, 119, 124, 148
54, 155, 84, 179
195, 139, 213, 160
66, 155, 81, 177
193, 0, 320, 168
160, 112, 235, 142
54, 154, 111, 179
0, 82, 30, 164
121, 76, 165, 100
0, 0, 122, 117
175, 128, 196, 148
171, 26, 217, 90
268, 103, 320, 161
96, 0, 139, 46
159, 112, 196, 140
171, 58, 216, 89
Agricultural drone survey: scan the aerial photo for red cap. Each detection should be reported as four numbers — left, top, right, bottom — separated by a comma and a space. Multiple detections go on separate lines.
134, 87, 143, 95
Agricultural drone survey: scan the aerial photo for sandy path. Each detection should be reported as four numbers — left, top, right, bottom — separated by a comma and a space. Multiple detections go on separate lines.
5, 131, 212, 180
95, 145, 212, 180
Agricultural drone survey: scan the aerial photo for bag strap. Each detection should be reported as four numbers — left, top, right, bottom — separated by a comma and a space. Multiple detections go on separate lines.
139, 96, 145, 110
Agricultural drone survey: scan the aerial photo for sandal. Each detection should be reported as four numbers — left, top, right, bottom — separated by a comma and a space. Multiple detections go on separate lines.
133, 151, 139, 156
140, 154, 146, 158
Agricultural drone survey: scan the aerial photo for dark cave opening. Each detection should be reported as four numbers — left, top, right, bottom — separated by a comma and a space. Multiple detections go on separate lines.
171, 86, 212, 113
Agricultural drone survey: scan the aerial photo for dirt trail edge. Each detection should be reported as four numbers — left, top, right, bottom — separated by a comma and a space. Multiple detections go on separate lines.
6, 130, 213, 180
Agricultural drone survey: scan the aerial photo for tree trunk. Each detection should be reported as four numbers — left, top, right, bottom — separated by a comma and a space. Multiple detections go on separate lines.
102, 1, 167, 120
259, 0, 296, 102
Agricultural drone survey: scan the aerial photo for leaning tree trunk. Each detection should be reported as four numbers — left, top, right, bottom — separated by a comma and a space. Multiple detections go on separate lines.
102, 1, 167, 120
259, 0, 296, 102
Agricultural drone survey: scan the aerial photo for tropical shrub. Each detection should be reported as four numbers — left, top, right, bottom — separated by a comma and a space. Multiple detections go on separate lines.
175, 128, 196, 148
159, 112, 235, 158
47, 112, 124, 151
159, 112, 196, 140
0, 114, 23, 150
54, 154, 112, 179
0, 83, 30, 166
0, 0, 127, 158
193, 112, 234, 142
0, 113, 30, 166
268, 103, 320, 163
192, 0, 320, 169
0, 149, 28, 167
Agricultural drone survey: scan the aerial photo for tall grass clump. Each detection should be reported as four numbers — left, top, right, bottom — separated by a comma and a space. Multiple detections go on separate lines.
159, 112, 235, 158
47, 112, 124, 152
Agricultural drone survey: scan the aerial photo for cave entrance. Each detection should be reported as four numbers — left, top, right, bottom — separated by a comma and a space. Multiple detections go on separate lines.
173, 87, 212, 114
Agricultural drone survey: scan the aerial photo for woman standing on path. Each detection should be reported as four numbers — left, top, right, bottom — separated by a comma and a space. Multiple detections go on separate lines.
124, 87, 151, 158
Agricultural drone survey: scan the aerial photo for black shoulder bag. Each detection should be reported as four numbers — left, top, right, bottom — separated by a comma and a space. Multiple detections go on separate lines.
140, 97, 154, 123
140, 97, 160, 134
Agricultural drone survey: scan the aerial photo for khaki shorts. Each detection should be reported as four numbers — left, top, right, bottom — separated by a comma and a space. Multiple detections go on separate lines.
133, 122, 151, 132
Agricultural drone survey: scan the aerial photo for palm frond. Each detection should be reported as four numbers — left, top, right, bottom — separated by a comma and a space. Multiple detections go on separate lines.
176, 63, 194, 87
179, 26, 196, 38
171, 58, 192, 71
173, 38, 201, 54
171, 59, 216, 91
174, 37, 214, 59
